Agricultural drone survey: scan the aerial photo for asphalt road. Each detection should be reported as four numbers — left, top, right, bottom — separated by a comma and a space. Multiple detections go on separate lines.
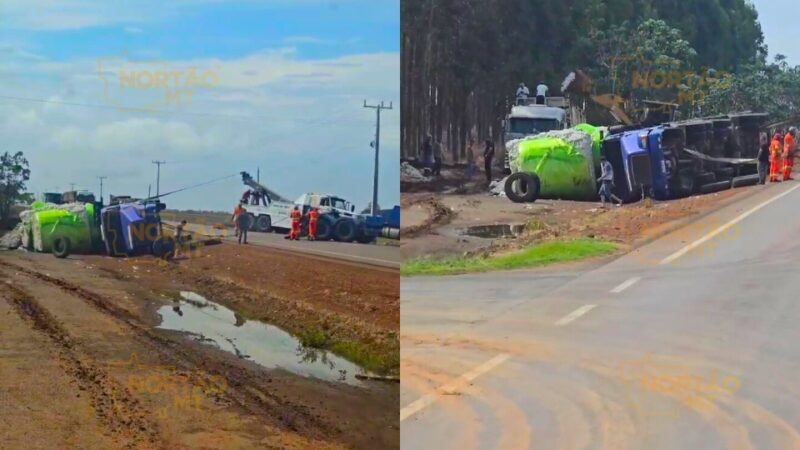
165, 221, 400, 269
401, 180, 800, 450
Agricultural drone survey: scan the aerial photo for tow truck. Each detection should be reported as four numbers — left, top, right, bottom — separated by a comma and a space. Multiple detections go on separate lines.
239, 172, 383, 243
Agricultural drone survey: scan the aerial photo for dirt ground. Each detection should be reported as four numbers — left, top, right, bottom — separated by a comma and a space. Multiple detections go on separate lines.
401, 165, 761, 260
0, 242, 398, 449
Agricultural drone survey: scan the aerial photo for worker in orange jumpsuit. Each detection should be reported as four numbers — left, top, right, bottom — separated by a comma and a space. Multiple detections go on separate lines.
783, 127, 797, 181
231, 203, 248, 244
289, 206, 302, 240
232, 202, 245, 238
307, 208, 320, 241
770, 130, 784, 183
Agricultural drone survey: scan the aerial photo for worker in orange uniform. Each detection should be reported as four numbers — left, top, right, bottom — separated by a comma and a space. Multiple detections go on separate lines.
307, 208, 320, 241
783, 127, 797, 181
289, 206, 303, 240
231, 203, 247, 244
770, 130, 784, 182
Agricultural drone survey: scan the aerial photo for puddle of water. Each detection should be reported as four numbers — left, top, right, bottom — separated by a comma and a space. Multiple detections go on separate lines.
459, 224, 526, 239
157, 292, 364, 385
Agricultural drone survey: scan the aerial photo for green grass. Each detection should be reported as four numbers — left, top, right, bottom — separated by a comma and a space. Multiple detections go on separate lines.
401, 239, 617, 276
297, 328, 399, 376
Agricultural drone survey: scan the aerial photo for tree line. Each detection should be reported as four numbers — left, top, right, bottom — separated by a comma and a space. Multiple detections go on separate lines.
401, 0, 791, 161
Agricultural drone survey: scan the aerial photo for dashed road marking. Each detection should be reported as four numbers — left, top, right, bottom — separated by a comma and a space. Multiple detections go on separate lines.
554, 304, 597, 326
400, 353, 511, 422
611, 277, 641, 293
661, 183, 800, 265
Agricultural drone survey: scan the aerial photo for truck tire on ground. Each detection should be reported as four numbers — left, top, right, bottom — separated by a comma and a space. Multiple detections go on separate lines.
242, 213, 255, 231
731, 174, 760, 188
334, 219, 357, 242
255, 215, 272, 232
504, 172, 540, 203
315, 216, 335, 241
699, 180, 732, 194
695, 172, 716, 185
152, 237, 176, 259
356, 233, 376, 244
52, 237, 71, 258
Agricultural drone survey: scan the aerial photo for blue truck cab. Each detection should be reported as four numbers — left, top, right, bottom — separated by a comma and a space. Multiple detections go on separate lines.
641, 125, 687, 200
601, 128, 654, 202
100, 201, 166, 256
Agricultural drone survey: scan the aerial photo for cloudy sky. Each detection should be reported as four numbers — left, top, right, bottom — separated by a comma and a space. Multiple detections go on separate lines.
0, 0, 399, 211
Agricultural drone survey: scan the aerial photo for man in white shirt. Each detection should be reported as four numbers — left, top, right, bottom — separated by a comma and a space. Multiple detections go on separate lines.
597, 154, 623, 207
516, 83, 530, 103
536, 82, 548, 105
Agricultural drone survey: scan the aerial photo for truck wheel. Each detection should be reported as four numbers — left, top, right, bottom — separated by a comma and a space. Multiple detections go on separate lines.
695, 172, 716, 185
255, 215, 272, 232
52, 237, 71, 258
699, 180, 732, 194
315, 216, 334, 241
504, 172, 540, 203
334, 219, 357, 242
356, 233, 376, 244
242, 213, 255, 231
152, 237, 175, 259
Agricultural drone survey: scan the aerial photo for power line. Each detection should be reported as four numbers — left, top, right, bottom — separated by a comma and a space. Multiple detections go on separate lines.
0, 93, 372, 125
148, 172, 240, 200
363, 100, 393, 216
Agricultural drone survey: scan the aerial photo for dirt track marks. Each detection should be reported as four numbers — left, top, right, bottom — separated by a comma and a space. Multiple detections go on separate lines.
1, 278, 161, 449
0, 259, 329, 443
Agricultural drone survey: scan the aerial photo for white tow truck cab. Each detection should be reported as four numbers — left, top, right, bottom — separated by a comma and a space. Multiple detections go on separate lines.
295, 193, 357, 216
503, 97, 569, 173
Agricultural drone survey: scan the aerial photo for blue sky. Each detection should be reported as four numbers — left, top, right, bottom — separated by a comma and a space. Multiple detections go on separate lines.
752, 0, 799, 66
0, 0, 399, 211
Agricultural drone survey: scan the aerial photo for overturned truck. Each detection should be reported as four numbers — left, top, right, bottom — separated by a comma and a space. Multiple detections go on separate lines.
6, 199, 178, 259
503, 113, 767, 204
603, 113, 767, 202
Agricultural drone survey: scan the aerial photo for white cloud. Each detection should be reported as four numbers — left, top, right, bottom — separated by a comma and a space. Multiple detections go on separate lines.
124, 26, 143, 34
1, 47, 399, 210
283, 36, 329, 45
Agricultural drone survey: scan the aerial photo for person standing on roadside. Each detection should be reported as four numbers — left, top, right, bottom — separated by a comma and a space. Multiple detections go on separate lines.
173, 220, 187, 258
466, 137, 475, 180
783, 127, 797, 181
483, 139, 495, 184
757, 131, 770, 185
770, 130, 784, 182
597, 154, 623, 207
422, 134, 433, 170
306, 207, 320, 241
433, 139, 444, 176
232, 203, 248, 244
289, 206, 303, 240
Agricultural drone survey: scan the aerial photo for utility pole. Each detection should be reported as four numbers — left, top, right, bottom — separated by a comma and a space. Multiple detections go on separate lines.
69, 182, 76, 192
97, 176, 107, 203
363, 100, 393, 216
152, 160, 166, 197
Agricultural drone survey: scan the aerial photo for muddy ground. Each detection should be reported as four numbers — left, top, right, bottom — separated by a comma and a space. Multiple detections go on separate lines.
401, 164, 762, 260
0, 242, 398, 449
